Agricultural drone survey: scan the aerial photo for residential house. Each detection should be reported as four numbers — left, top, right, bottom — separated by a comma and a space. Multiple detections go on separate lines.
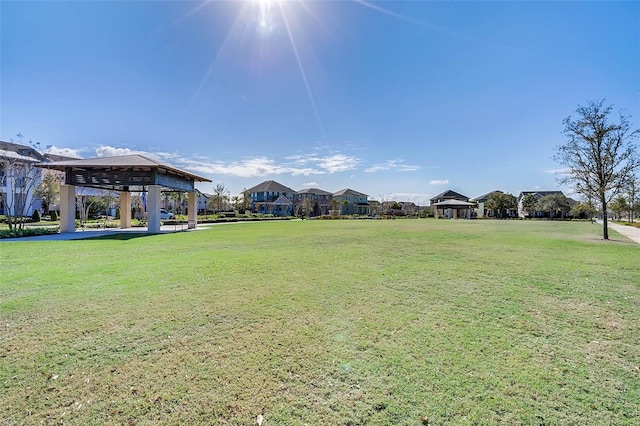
247, 180, 295, 216
295, 187, 332, 217
471, 190, 500, 218
400, 201, 419, 216
332, 188, 370, 215
429, 189, 474, 219
0, 141, 46, 217
197, 189, 212, 215
380, 200, 413, 216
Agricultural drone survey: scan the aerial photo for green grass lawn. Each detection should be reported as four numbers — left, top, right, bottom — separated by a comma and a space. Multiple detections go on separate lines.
1, 220, 638, 425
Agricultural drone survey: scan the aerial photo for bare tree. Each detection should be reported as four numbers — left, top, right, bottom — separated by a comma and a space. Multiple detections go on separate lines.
0, 136, 46, 230
209, 184, 229, 212
554, 100, 639, 239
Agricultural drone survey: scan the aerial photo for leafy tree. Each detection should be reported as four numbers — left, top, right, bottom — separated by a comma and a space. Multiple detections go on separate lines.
231, 195, 242, 211
554, 100, 639, 239
34, 173, 60, 214
536, 193, 570, 219
76, 188, 109, 226
486, 192, 517, 219
609, 195, 628, 221
623, 177, 639, 222
167, 192, 186, 214
570, 200, 596, 220
329, 198, 340, 216
520, 193, 538, 218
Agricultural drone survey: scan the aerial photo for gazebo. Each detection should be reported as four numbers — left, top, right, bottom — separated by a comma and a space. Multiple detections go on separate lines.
431, 199, 475, 219
39, 155, 211, 233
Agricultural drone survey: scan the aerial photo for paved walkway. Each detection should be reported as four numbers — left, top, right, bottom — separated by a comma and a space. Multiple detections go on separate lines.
601, 221, 640, 245
0, 223, 219, 242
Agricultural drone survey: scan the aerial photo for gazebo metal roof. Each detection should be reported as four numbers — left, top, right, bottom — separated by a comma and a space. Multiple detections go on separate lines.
38, 154, 211, 192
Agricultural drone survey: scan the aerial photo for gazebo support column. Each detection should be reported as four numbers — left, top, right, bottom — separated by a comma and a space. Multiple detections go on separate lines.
188, 191, 197, 229
60, 184, 76, 233
120, 191, 132, 229
147, 185, 162, 233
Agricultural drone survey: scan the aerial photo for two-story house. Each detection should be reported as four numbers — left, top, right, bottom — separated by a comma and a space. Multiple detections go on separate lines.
294, 188, 332, 217
332, 188, 370, 215
247, 180, 296, 216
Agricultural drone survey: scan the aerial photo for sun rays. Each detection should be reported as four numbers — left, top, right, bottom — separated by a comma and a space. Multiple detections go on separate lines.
181, 0, 433, 142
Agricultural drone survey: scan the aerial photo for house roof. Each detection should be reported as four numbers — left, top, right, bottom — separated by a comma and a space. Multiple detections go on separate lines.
40, 154, 211, 182
0, 141, 47, 162
432, 199, 476, 207
296, 187, 332, 196
247, 180, 295, 194
44, 153, 81, 162
430, 189, 469, 203
333, 188, 368, 197
471, 190, 503, 202
0, 149, 41, 163
271, 195, 293, 205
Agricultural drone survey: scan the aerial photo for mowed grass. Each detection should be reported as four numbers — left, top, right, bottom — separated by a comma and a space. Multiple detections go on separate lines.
1, 220, 638, 425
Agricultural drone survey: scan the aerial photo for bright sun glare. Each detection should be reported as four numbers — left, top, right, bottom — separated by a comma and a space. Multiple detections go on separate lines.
184, 0, 426, 141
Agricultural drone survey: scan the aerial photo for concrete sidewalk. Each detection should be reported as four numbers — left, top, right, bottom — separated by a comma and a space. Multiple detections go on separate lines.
598, 220, 640, 245
0, 223, 218, 242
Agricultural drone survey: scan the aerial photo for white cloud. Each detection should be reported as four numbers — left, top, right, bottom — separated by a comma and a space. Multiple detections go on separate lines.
544, 168, 569, 175
303, 181, 319, 187
430, 179, 449, 185
316, 154, 360, 173
90, 145, 361, 178
95, 146, 145, 157
47, 146, 82, 158
365, 159, 421, 173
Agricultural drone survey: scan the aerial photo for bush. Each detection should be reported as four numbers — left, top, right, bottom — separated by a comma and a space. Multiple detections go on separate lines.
50, 210, 58, 221
0, 227, 60, 239
32, 210, 41, 222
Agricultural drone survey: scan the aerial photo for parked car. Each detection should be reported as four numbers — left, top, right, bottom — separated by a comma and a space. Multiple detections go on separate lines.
160, 209, 175, 220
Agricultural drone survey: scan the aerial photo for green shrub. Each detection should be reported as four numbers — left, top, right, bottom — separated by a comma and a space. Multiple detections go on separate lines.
32, 209, 41, 222
0, 227, 60, 239
50, 210, 58, 221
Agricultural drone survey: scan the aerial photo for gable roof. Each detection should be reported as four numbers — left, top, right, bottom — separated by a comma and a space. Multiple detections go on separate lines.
40, 154, 211, 182
271, 195, 293, 205
432, 199, 476, 207
471, 190, 503, 202
333, 188, 368, 197
430, 189, 469, 203
296, 187, 332, 196
247, 180, 295, 194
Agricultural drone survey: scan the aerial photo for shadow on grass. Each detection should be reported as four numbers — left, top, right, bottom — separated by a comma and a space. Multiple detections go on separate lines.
79, 233, 155, 241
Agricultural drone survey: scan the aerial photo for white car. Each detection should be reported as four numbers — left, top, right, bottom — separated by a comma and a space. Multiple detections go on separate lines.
159, 209, 175, 220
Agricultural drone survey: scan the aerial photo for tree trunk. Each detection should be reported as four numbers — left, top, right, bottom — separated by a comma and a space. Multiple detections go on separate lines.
601, 197, 609, 240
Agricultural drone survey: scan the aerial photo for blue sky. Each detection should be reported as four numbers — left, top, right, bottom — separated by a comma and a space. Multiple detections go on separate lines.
2, 0, 638, 204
